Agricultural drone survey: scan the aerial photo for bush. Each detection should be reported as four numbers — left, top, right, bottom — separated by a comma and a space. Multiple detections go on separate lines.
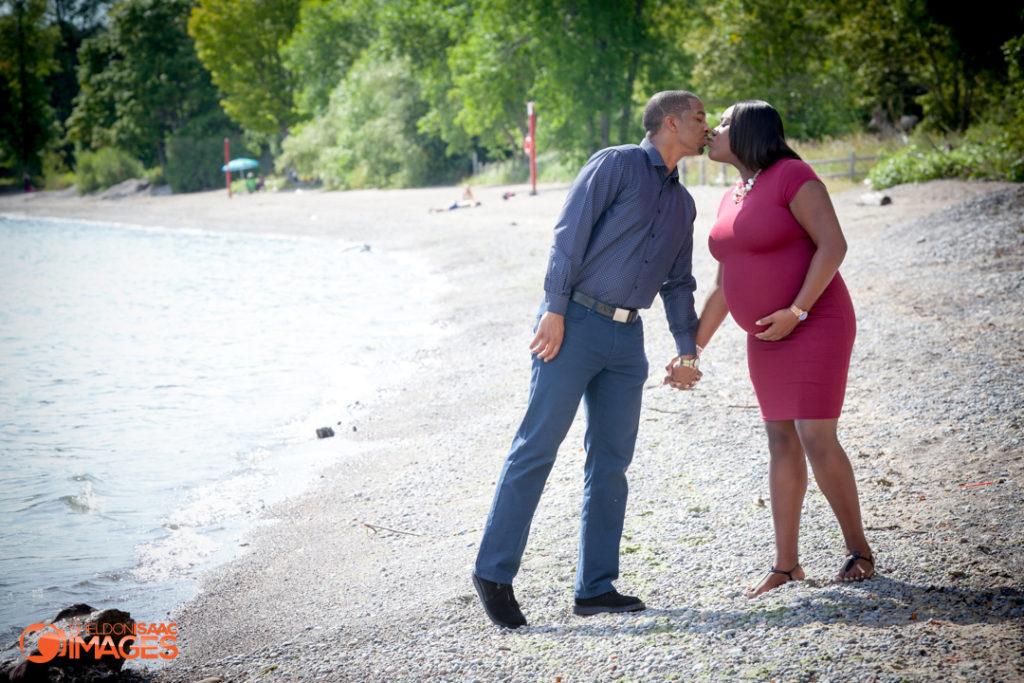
867, 144, 960, 189
867, 129, 1024, 189
41, 150, 75, 191
74, 147, 144, 194
279, 55, 468, 189
165, 134, 252, 194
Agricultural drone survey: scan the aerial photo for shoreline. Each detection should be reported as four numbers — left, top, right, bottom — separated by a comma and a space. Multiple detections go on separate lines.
2, 179, 1022, 681
0, 206, 448, 651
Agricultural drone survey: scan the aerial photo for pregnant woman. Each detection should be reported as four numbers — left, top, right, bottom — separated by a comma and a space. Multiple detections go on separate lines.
683, 100, 873, 597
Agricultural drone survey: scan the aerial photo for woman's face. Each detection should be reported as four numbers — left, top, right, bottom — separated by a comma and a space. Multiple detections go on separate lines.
708, 106, 734, 163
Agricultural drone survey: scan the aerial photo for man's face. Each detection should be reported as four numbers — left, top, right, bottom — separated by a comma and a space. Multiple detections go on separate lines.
669, 100, 713, 157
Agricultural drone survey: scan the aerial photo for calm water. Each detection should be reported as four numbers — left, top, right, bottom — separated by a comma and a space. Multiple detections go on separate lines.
0, 216, 442, 647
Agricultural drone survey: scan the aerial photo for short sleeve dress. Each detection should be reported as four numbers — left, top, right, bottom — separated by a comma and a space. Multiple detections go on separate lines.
708, 158, 855, 421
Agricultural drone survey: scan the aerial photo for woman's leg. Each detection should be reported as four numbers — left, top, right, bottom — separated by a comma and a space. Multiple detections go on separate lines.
745, 420, 808, 597
795, 418, 873, 581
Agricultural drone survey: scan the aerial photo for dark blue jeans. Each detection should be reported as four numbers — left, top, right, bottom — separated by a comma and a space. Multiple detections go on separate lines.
474, 300, 648, 598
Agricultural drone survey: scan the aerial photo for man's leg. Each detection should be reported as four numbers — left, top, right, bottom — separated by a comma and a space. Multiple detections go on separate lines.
475, 307, 604, 585
574, 319, 648, 599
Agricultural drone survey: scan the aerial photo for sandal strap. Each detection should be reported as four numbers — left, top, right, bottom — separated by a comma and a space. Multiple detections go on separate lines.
843, 550, 874, 575
768, 563, 800, 580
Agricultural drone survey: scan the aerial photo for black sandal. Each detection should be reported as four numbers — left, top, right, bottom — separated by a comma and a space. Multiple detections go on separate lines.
744, 563, 801, 597
838, 550, 874, 582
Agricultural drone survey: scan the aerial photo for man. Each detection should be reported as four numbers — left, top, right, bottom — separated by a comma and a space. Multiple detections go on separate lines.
473, 91, 712, 628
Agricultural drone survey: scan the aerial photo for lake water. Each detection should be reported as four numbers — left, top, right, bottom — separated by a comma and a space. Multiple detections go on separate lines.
0, 215, 443, 650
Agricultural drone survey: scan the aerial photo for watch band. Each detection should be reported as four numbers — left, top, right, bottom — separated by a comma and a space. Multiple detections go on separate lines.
675, 357, 699, 370
789, 304, 808, 321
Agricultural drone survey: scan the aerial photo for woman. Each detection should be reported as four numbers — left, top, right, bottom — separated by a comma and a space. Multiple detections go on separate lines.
679, 100, 873, 597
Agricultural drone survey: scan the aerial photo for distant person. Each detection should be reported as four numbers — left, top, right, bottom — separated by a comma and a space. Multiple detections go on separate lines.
245, 172, 257, 193
472, 90, 711, 629
22, 172, 34, 193
255, 174, 265, 191
429, 186, 481, 212
682, 99, 873, 597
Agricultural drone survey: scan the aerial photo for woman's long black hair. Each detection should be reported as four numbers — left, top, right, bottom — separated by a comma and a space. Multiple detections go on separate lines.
729, 100, 801, 172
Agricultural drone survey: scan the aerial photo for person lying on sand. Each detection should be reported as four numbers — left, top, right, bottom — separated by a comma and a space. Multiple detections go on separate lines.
429, 186, 481, 212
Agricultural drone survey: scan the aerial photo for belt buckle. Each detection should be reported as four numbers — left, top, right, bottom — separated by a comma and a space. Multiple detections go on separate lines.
612, 308, 631, 323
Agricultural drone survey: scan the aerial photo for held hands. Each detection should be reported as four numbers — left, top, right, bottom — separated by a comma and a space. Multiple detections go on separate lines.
754, 308, 800, 341
530, 311, 565, 361
662, 356, 702, 390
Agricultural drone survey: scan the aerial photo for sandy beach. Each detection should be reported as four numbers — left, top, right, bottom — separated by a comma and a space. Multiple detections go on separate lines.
2, 176, 1022, 682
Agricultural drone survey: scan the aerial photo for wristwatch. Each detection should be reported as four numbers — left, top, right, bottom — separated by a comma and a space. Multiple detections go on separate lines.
789, 304, 808, 321
675, 356, 699, 370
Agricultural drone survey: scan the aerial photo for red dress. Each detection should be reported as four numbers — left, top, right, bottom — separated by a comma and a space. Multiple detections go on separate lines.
708, 158, 855, 420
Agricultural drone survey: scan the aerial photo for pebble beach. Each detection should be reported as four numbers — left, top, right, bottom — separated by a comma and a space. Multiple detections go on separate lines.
2, 177, 1021, 682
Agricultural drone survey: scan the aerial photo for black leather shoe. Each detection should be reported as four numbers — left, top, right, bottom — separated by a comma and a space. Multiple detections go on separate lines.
573, 590, 646, 616
472, 574, 527, 629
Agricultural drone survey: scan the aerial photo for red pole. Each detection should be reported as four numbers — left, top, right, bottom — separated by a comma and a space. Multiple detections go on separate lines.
527, 102, 537, 195
224, 138, 232, 198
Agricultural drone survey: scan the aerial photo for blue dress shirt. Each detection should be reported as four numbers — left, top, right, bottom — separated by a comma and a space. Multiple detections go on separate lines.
542, 137, 699, 355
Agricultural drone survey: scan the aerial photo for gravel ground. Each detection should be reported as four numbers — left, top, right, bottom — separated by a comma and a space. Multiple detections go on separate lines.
4, 179, 1021, 682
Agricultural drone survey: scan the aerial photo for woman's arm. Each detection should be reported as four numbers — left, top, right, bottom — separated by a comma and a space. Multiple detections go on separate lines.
753, 180, 847, 341
696, 263, 729, 350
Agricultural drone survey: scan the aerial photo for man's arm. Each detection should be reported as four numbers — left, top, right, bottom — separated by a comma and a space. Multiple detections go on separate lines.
542, 149, 628, 316
660, 204, 698, 356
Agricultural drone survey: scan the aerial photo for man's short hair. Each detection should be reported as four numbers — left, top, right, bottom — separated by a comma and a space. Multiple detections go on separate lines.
643, 91, 700, 136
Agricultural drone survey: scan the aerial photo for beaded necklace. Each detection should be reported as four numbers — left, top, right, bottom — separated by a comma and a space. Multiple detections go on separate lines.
732, 169, 762, 203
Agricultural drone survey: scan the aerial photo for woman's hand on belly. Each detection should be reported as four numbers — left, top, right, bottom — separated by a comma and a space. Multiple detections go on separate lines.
753, 307, 800, 341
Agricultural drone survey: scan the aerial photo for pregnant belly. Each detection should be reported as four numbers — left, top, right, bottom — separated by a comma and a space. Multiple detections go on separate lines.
721, 250, 810, 334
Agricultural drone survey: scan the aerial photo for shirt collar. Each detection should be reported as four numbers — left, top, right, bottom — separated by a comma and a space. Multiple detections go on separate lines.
640, 137, 679, 182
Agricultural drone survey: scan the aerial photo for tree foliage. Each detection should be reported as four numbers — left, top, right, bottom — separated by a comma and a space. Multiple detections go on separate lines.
441, 0, 688, 163
280, 54, 461, 188
47, 0, 112, 164
832, 0, 1024, 133
527, 0, 661, 156
280, 0, 376, 117
66, 0, 229, 169
15, 0, 1024, 190
188, 0, 302, 137
688, 0, 859, 138
0, 0, 59, 173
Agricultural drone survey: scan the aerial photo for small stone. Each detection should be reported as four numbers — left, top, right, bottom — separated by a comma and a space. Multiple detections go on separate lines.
857, 191, 892, 206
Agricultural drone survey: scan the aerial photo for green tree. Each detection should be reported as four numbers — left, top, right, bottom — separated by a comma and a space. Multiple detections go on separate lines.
280, 54, 453, 188
687, 0, 857, 138
47, 1, 112, 165
529, 0, 664, 155
281, 0, 376, 117
279, 0, 699, 186
374, 0, 472, 157
280, 0, 473, 185
444, 0, 535, 156
66, 0, 234, 183
188, 0, 302, 137
0, 0, 59, 174
832, 0, 1024, 132
443, 0, 686, 163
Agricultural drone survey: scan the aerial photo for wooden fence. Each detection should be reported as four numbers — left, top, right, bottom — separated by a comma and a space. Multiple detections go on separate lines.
473, 150, 880, 186
681, 151, 880, 186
